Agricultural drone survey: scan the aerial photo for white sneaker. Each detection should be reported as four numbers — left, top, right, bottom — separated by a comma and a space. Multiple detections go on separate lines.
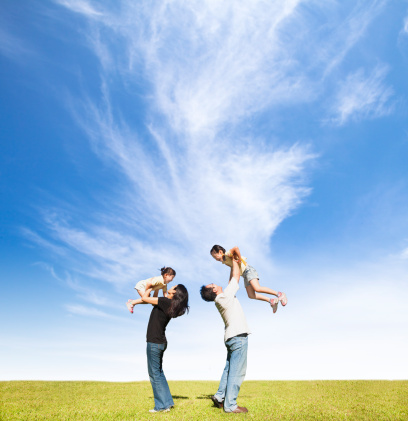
278, 291, 287, 306
149, 408, 170, 413
270, 297, 279, 313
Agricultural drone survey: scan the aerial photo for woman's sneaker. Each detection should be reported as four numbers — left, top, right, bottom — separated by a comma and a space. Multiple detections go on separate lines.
149, 408, 170, 413
278, 292, 287, 306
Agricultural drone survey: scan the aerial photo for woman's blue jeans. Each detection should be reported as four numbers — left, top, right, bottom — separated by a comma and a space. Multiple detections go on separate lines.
214, 336, 248, 412
146, 342, 174, 411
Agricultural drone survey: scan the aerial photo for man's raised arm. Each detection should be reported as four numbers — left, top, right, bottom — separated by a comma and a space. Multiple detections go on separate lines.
230, 256, 240, 283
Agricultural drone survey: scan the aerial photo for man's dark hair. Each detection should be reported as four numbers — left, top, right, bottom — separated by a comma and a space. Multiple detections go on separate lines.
200, 285, 217, 302
210, 245, 226, 255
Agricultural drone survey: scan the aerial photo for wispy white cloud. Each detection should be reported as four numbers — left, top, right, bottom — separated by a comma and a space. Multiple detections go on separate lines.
0, 24, 32, 61
36, 262, 122, 308
403, 16, 408, 34
29, 0, 390, 289
400, 248, 408, 259
316, 0, 388, 77
54, 0, 102, 18
328, 64, 394, 125
65, 304, 126, 321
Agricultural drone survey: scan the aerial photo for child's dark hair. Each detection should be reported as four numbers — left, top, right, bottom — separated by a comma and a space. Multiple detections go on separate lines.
210, 245, 226, 255
200, 285, 217, 302
168, 284, 189, 318
160, 266, 176, 277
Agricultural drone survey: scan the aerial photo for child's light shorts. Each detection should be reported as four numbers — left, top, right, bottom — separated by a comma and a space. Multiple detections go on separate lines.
242, 265, 259, 288
134, 280, 146, 294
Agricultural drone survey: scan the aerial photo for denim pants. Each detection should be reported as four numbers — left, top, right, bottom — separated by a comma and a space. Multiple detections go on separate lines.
214, 336, 248, 412
146, 342, 174, 411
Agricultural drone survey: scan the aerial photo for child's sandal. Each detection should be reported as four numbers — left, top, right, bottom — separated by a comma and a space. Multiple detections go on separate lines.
270, 297, 279, 313
126, 299, 134, 314
278, 292, 288, 306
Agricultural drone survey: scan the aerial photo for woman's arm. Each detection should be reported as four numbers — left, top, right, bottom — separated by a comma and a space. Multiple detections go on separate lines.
153, 289, 159, 298
142, 288, 159, 305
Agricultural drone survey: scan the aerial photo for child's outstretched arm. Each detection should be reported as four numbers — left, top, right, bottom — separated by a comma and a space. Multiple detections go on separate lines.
229, 246, 242, 262
141, 288, 159, 305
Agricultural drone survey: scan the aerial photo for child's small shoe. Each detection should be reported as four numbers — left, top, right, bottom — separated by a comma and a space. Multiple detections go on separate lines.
270, 297, 279, 313
278, 292, 287, 306
126, 299, 134, 314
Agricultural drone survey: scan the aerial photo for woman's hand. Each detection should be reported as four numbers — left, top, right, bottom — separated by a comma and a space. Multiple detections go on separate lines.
142, 287, 159, 306
142, 288, 153, 301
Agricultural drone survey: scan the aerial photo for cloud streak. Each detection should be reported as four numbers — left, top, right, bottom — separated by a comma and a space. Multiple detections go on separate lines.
329, 64, 393, 125
27, 0, 392, 292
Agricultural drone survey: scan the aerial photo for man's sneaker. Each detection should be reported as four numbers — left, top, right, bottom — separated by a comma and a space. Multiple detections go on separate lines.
211, 395, 223, 408
270, 297, 279, 313
278, 292, 288, 306
229, 406, 248, 413
149, 408, 170, 413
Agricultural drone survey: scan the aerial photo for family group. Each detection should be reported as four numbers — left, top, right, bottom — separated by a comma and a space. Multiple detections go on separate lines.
126, 245, 288, 414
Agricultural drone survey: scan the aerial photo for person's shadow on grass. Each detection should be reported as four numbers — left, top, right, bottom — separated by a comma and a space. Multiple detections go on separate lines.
196, 394, 214, 399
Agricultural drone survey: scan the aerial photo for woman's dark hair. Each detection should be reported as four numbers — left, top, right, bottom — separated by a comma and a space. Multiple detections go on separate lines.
200, 285, 217, 302
168, 284, 189, 318
210, 245, 226, 255
160, 266, 176, 277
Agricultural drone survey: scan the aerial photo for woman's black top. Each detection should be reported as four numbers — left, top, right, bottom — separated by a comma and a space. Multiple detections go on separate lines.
146, 297, 172, 344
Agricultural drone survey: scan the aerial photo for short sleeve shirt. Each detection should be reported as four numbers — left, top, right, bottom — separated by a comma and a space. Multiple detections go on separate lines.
135, 275, 167, 293
215, 277, 251, 342
146, 298, 172, 344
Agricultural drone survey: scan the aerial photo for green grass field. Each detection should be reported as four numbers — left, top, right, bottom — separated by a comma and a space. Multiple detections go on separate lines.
1, 381, 407, 420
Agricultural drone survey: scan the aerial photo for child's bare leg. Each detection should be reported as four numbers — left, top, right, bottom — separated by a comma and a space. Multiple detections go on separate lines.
129, 298, 145, 306
245, 283, 271, 303
249, 279, 278, 297
127, 290, 148, 312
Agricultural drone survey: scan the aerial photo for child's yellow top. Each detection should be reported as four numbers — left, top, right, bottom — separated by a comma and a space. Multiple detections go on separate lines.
221, 249, 248, 275
134, 275, 167, 293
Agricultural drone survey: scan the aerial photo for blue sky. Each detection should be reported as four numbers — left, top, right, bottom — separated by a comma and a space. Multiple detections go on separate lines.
1, 0, 408, 381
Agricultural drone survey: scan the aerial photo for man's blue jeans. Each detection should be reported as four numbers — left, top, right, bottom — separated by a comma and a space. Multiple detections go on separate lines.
214, 336, 248, 412
146, 342, 174, 411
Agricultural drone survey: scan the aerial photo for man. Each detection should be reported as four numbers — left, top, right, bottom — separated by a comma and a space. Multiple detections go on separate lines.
200, 257, 250, 413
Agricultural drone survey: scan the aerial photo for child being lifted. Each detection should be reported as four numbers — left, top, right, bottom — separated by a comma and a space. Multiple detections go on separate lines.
210, 245, 287, 313
126, 266, 176, 313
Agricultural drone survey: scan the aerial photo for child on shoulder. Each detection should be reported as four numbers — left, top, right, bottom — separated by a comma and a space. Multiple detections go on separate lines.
126, 266, 176, 313
210, 245, 287, 313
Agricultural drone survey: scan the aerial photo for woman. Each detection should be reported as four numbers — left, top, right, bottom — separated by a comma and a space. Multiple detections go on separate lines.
142, 283, 189, 413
